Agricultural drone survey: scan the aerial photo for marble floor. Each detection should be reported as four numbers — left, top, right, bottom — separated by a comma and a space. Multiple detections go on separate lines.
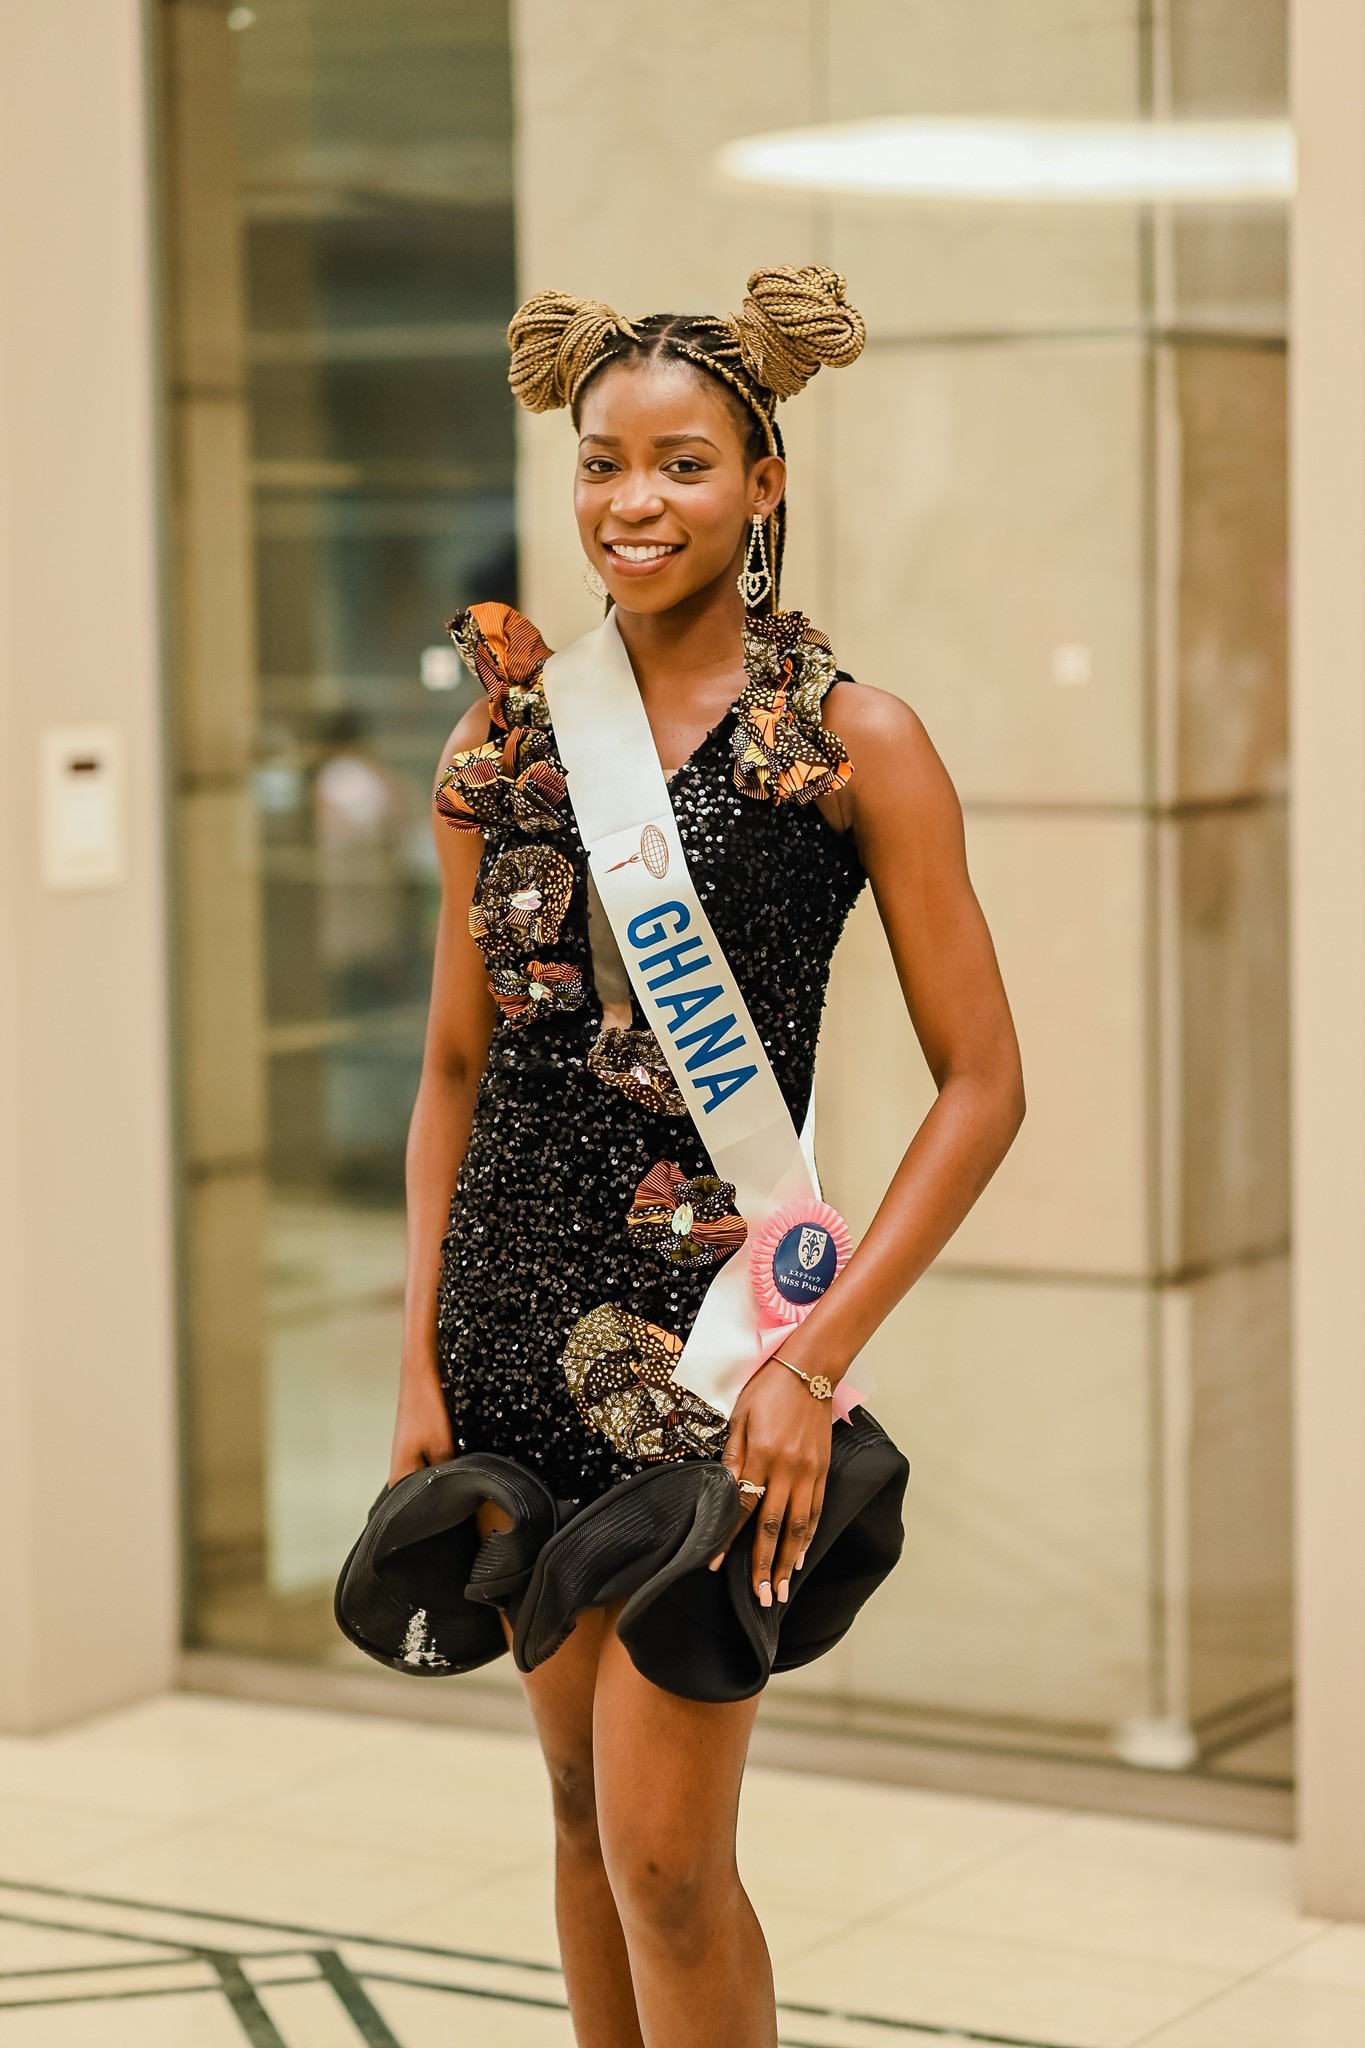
0, 1695, 1359, 2046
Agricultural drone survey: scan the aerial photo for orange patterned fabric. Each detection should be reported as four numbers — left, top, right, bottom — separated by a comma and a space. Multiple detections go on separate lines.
446, 602, 554, 731
586, 1028, 687, 1116
627, 1161, 747, 1270
561, 1305, 728, 1462
487, 959, 585, 1027
731, 609, 853, 807
435, 727, 567, 835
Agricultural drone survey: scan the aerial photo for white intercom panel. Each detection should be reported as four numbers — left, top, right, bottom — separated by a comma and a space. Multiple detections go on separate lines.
40, 725, 125, 891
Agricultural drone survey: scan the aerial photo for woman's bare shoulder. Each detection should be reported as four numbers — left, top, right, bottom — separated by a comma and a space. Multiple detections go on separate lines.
435, 699, 493, 785
826, 676, 928, 751
826, 679, 957, 813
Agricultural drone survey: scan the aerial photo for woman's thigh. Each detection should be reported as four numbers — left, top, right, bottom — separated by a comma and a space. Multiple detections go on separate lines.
591, 1623, 761, 1906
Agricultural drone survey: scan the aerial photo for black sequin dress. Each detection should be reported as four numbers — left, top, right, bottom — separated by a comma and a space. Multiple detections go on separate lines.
435, 603, 866, 1506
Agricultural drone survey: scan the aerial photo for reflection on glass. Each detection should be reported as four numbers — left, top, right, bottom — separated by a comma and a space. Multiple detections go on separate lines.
163, 0, 515, 1654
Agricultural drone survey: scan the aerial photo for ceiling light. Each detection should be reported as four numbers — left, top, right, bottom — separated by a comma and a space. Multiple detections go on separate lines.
717, 118, 1295, 204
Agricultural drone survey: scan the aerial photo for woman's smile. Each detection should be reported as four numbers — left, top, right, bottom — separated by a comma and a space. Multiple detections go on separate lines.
601, 538, 685, 573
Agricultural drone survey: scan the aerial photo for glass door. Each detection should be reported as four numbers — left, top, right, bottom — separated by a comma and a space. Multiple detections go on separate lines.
159, 0, 516, 1656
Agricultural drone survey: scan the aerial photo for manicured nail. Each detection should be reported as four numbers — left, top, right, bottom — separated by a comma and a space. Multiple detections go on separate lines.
708, 1555, 723, 1571
796, 1552, 807, 1570
758, 1581, 772, 1609
777, 1580, 789, 1604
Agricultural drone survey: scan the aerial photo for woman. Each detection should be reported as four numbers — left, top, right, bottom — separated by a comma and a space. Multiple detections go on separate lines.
388, 267, 1024, 2048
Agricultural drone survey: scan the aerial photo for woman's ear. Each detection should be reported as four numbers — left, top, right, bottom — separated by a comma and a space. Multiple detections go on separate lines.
752, 453, 786, 520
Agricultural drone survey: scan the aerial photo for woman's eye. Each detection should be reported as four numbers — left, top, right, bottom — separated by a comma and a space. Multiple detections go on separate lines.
581, 458, 617, 475
666, 458, 706, 476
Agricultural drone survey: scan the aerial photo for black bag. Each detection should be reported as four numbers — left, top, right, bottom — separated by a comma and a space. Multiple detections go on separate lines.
335, 1408, 908, 1704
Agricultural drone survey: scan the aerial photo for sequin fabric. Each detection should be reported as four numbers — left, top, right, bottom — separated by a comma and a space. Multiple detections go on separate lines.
435, 606, 867, 1504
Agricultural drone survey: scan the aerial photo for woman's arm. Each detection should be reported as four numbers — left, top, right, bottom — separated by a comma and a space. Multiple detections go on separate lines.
722, 684, 1025, 1598
388, 702, 497, 1485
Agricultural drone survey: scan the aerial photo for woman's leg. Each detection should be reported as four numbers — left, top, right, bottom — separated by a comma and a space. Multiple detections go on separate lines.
592, 1624, 775, 2048
519, 1614, 645, 2048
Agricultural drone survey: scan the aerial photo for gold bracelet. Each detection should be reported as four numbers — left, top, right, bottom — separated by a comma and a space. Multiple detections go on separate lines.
770, 1352, 834, 1403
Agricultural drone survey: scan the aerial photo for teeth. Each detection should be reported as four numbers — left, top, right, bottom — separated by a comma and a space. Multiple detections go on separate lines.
610, 544, 677, 562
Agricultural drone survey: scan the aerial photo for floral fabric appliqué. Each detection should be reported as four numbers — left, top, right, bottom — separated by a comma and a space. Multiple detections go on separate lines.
732, 609, 853, 807
562, 1305, 728, 1462
626, 1161, 747, 1270
436, 727, 567, 837
446, 601, 553, 732
488, 959, 585, 1027
469, 845, 576, 960
587, 1027, 687, 1116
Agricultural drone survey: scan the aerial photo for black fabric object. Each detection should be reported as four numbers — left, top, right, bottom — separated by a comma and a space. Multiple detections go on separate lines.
333, 1455, 555, 1676
335, 1411, 907, 1703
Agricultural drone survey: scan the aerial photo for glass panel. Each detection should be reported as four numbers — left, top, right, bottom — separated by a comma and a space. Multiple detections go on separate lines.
160, 0, 513, 1655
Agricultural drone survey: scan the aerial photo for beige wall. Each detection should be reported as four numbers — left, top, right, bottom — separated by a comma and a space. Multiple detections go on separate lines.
512, 0, 1291, 1760
1290, 0, 1365, 1922
0, 0, 178, 1731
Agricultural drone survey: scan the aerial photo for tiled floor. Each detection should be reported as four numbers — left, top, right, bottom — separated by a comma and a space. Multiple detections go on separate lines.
0, 1694, 1358, 2047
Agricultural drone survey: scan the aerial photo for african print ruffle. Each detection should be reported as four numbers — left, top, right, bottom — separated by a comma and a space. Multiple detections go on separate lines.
732, 610, 852, 807
586, 1027, 687, 1116
469, 845, 575, 960
436, 727, 567, 836
562, 1305, 728, 1462
447, 601, 553, 731
488, 959, 585, 1027
627, 1160, 747, 1270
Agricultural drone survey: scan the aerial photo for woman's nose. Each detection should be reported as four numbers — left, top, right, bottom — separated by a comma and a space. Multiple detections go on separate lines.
609, 473, 666, 522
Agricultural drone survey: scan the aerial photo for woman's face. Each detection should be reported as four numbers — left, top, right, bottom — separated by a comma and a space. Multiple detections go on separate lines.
573, 358, 785, 619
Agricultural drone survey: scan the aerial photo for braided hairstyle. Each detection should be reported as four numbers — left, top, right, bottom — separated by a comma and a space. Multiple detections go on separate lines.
506, 266, 866, 613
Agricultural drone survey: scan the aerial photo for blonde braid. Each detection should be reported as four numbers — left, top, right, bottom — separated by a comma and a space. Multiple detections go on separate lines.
507, 290, 637, 413
729, 265, 866, 401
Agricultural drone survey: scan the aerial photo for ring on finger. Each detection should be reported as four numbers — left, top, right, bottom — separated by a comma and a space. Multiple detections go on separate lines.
737, 1479, 766, 1499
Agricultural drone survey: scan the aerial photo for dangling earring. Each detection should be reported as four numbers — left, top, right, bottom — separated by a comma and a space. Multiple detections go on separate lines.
582, 561, 609, 602
737, 515, 772, 611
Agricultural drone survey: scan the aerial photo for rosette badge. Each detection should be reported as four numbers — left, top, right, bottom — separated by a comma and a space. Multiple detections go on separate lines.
749, 1200, 852, 1325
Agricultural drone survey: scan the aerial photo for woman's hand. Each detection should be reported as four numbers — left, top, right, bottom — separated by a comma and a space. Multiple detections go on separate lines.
713, 1360, 833, 1607
387, 1357, 455, 1487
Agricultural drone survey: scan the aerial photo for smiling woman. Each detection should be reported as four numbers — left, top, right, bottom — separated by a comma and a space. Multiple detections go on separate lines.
349, 263, 1026, 2048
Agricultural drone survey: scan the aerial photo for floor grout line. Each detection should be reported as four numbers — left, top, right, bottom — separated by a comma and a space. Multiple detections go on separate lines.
1123, 1919, 1364, 2045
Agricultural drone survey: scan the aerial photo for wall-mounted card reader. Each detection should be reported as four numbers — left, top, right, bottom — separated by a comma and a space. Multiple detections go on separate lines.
41, 725, 125, 890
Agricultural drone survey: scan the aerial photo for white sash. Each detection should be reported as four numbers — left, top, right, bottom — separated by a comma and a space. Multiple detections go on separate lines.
542, 610, 867, 1419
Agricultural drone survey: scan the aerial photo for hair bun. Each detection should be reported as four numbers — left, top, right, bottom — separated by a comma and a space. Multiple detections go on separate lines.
507, 290, 635, 413
733, 265, 866, 401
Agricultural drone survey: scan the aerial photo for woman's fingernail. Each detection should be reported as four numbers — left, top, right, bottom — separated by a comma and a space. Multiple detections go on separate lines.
777, 1580, 789, 1604
796, 1552, 807, 1570
708, 1555, 723, 1571
758, 1581, 772, 1609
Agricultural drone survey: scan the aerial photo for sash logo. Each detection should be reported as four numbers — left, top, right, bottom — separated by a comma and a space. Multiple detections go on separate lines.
641, 823, 669, 879
607, 823, 670, 879
625, 898, 758, 1114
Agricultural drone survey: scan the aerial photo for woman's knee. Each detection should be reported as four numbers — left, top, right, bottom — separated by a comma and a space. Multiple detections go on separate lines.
544, 1748, 601, 1860
605, 1832, 738, 1960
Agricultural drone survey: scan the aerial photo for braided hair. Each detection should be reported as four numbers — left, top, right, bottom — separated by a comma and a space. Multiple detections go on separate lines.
506, 266, 867, 612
